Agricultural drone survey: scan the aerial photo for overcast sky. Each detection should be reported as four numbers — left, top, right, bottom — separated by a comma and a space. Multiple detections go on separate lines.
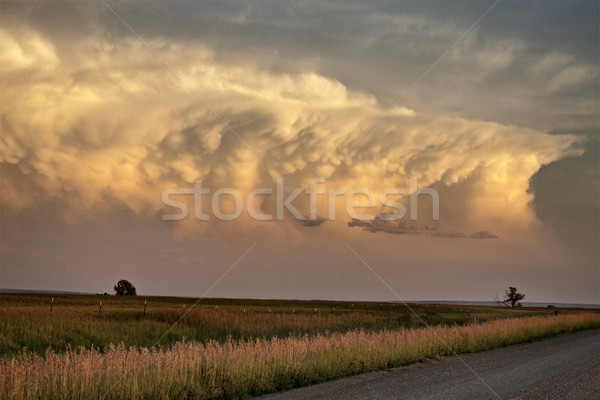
1, 1, 598, 303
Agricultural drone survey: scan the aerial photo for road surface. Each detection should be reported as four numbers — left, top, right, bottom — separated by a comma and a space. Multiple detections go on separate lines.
256, 328, 600, 400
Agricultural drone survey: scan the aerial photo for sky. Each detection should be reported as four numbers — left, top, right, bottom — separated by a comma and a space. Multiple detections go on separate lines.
1, 0, 598, 304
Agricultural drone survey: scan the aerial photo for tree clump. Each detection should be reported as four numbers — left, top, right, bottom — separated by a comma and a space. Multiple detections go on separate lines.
114, 279, 137, 296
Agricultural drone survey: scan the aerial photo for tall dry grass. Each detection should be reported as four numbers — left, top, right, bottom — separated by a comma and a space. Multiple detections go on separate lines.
3, 302, 543, 358
0, 307, 417, 357
2, 313, 599, 400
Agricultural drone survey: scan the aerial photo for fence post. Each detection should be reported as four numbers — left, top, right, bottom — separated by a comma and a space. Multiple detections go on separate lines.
50, 297, 54, 312
98, 301, 102, 317
143, 299, 147, 318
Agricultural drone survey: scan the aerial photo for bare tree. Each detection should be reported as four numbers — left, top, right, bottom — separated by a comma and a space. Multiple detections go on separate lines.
495, 287, 525, 308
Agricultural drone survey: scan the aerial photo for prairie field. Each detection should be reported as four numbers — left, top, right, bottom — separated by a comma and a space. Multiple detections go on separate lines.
1, 294, 599, 399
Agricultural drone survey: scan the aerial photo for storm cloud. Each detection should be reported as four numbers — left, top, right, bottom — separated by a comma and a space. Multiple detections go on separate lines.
1, 1, 597, 304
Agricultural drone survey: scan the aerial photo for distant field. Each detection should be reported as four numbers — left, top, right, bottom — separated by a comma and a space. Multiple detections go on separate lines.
0, 293, 564, 358
1, 294, 599, 399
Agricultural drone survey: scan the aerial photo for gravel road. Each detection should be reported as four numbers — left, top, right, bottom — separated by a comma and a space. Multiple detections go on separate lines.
256, 328, 600, 400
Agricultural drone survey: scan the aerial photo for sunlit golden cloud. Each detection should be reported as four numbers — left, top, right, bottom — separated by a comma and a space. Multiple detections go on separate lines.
0, 28, 582, 238
1, 1, 597, 303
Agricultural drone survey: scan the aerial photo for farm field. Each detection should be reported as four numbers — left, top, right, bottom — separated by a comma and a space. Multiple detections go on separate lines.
1, 294, 599, 399
0, 293, 565, 357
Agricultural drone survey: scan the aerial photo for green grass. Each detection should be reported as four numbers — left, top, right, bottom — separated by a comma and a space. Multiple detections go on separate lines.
0, 294, 561, 358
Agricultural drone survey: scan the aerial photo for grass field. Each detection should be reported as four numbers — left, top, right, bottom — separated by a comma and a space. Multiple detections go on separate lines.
0, 294, 558, 357
1, 294, 599, 399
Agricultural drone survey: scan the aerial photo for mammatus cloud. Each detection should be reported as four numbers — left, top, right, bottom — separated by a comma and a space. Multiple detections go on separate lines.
0, 27, 582, 239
